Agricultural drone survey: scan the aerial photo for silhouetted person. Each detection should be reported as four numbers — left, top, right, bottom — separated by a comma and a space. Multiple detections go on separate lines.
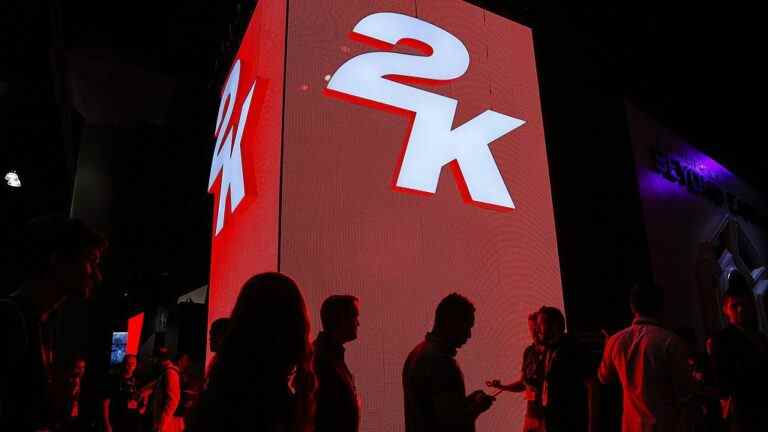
187, 273, 315, 432
403, 293, 495, 432
598, 283, 692, 432
149, 348, 182, 432
537, 306, 589, 432
174, 353, 201, 423
488, 312, 546, 432
51, 357, 87, 431
710, 276, 768, 432
205, 318, 230, 382
102, 354, 141, 432
209, 318, 230, 355
314, 295, 361, 432
688, 351, 724, 432
0, 216, 106, 431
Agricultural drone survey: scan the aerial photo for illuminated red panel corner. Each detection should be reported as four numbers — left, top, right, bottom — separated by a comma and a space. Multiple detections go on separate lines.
126, 312, 144, 355
206, 0, 287, 362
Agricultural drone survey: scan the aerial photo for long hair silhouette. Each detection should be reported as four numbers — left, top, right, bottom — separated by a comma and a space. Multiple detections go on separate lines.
188, 272, 315, 432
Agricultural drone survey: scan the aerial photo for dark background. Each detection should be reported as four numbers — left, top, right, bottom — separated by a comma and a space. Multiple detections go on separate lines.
1, 0, 764, 333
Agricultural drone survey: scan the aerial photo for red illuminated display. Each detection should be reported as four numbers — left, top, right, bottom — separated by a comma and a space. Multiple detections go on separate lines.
208, 1, 563, 430
206, 0, 286, 359
126, 312, 144, 355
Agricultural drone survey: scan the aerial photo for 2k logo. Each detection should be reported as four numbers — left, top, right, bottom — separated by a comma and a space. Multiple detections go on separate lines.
209, 60, 257, 235
326, 12, 525, 209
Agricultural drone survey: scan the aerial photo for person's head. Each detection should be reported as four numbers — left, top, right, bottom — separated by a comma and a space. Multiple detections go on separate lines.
722, 273, 755, 328
155, 347, 173, 368
528, 312, 540, 343
21, 216, 106, 302
629, 282, 664, 319
537, 306, 565, 345
176, 353, 192, 372
72, 357, 87, 379
433, 293, 475, 349
320, 295, 360, 344
190, 274, 314, 432
213, 272, 311, 383
209, 317, 230, 354
123, 354, 138, 377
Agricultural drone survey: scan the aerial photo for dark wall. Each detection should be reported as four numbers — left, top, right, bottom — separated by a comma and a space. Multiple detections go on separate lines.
531, 4, 651, 334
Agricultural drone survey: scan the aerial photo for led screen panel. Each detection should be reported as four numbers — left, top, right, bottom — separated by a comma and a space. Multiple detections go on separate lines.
126, 312, 144, 355
206, 0, 287, 360
208, 1, 563, 430
110, 332, 128, 366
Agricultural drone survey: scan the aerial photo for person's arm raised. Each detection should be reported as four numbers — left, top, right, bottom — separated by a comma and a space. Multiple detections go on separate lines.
486, 377, 525, 393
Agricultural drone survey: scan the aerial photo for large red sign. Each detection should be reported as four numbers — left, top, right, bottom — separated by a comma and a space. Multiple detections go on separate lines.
206, 0, 285, 356
208, 1, 563, 430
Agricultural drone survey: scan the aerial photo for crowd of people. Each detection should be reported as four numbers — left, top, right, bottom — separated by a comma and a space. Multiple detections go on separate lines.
486, 279, 768, 432
99, 347, 203, 432
2, 217, 768, 432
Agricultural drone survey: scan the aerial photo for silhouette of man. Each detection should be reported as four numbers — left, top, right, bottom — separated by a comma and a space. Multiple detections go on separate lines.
313, 295, 361, 432
403, 293, 495, 432
205, 318, 230, 382
710, 275, 768, 432
537, 306, 589, 432
174, 353, 200, 423
0, 216, 106, 431
51, 356, 87, 431
598, 283, 692, 432
102, 354, 140, 432
488, 312, 546, 431
209, 318, 230, 355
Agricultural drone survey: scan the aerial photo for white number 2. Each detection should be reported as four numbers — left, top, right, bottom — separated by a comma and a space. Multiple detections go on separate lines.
327, 12, 525, 209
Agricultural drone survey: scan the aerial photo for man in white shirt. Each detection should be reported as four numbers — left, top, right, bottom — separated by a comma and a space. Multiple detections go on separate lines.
598, 283, 693, 432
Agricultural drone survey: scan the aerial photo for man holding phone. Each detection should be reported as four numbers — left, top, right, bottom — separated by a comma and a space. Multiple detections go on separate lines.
403, 293, 495, 432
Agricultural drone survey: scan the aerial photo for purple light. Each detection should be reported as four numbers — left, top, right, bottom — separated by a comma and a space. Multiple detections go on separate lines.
641, 130, 740, 200
675, 143, 734, 184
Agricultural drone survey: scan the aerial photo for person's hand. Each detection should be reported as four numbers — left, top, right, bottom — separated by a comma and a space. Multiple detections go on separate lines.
468, 390, 495, 414
486, 379, 503, 389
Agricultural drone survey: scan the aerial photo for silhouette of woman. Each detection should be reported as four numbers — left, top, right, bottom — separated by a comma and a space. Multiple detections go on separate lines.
186, 272, 315, 432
